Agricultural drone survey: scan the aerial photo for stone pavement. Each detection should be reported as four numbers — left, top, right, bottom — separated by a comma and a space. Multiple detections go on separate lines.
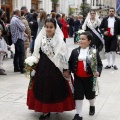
0, 38, 120, 120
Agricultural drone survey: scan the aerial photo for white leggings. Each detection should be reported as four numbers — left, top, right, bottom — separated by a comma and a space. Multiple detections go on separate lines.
0, 54, 4, 69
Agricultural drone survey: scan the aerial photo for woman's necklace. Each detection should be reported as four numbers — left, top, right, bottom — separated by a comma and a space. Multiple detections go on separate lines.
90, 18, 95, 24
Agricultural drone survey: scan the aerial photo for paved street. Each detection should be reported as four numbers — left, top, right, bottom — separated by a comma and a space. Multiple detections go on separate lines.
0, 37, 120, 120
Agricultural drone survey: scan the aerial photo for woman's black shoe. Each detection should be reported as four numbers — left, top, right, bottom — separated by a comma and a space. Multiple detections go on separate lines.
72, 114, 83, 120
39, 112, 51, 120
89, 106, 95, 115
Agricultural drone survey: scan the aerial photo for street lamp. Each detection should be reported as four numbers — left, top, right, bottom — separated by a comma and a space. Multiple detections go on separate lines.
82, 0, 85, 16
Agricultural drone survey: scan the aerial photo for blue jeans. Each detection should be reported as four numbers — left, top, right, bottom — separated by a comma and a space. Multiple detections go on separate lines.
14, 39, 25, 70
30, 40, 35, 53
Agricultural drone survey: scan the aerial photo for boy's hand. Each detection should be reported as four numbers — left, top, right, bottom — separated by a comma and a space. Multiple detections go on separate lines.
93, 72, 99, 77
63, 71, 70, 78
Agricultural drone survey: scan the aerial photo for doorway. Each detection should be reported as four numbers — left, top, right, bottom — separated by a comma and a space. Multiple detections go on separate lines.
1, 0, 12, 23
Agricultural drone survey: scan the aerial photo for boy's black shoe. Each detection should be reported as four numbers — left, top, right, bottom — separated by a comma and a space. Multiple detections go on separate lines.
39, 112, 51, 120
105, 65, 111, 69
113, 65, 118, 70
72, 114, 83, 120
89, 106, 95, 116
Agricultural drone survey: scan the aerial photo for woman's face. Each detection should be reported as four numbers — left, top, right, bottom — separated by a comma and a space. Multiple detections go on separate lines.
90, 11, 96, 19
45, 22, 55, 38
78, 35, 91, 49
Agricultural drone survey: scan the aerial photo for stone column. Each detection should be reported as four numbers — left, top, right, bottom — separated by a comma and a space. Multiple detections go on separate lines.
25, 0, 31, 12
12, 0, 17, 10
91, 0, 93, 6
60, 0, 65, 14
95, 0, 96, 6
0, 0, 1, 9
101, 0, 103, 5
42, 0, 52, 14
87, 0, 91, 4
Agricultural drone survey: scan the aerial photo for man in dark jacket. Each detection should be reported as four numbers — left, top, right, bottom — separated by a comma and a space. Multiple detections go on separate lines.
100, 7, 120, 70
0, 9, 7, 37
21, 6, 33, 22
56, 14, 62, 29
68, 16, 74, 37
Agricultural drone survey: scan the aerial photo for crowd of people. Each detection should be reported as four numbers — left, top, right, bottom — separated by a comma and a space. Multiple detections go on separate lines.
0, 6, 120, 120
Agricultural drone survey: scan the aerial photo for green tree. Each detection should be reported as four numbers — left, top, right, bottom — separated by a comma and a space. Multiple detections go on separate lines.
80, 1, 91, 17
69, 6, 76, 15
51, 0, 59, 11
51, 0, 59, 3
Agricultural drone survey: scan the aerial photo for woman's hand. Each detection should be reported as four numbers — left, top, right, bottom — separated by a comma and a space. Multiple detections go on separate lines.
93, 72, 99, 77
104, 31, 108, 36
63, 71, 70, 78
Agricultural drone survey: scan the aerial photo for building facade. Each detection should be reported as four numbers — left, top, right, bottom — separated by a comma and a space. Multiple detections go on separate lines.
1, 0, 69, 23
59, 0, 69, 15
69, 0, 116, 15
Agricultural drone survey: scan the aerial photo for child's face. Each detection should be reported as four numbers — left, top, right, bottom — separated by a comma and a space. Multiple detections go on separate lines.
78, 35, 91, 49
0, 30, 2, 36
45, 22, 55, 38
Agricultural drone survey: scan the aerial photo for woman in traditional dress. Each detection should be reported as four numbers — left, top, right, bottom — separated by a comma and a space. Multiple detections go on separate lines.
82, 10, 104, 52
27, 18, 75, 120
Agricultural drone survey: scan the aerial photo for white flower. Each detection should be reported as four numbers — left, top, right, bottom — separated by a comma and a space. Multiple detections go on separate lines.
31, 70, 36, 77
78, 29, 85, 34
93, 49, 96, 54
118, 36, 120, 40
25, 56, 38, 66
89, 54, 93, 59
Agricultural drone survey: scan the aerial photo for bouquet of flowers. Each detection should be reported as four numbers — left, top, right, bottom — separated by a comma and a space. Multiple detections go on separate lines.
25, 56, 39, 88
76, 29, 85, 42
88, 48, 98, 92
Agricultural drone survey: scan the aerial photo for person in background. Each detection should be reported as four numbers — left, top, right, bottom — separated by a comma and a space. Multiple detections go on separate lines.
21, 6, 33, 23
68, 15, 74, 37
30, 9, 35, 14
21, 10, 31, 59
0, 29, 7, 75
10, 9, 26, 73
37, 10, 47, 35
82, 10, 103, 52
0, 9, 7, 40
60, 14, 69, 43
1, 10, 7, 23
79, 15, 84, 29
51, 10, 56, 18
100, 7, 120, 70
73, 15, 80, 43
56, 14, 62, 29
29, 12, 38, 53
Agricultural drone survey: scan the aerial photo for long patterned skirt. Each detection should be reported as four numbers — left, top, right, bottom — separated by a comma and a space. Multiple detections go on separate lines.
27, 52, 75, 112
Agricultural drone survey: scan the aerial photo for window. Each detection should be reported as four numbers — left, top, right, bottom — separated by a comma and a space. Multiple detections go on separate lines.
96, 0, 99, 6
1, 0, 10, 5
31, 0, 38, 10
